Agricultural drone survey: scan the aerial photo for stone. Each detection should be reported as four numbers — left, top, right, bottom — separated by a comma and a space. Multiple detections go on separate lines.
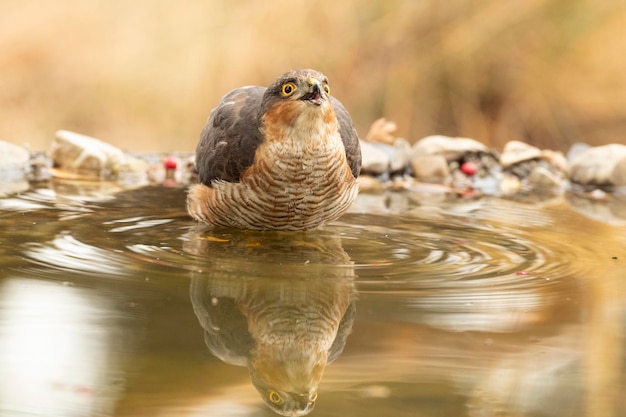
499, 175, 522, 195
569, 144, 626, 186
411, 135, 489, 162
50, 130, 148, 180
540, 149, 568, 173
359, 140, 391, 175
0, 179, 28, 196
528, 166, 563, 189
360, 118, 412, 174
566, 143, 591, 162
472, 175, 502, 195
389, 138, 412, 173
411, 155, 450, 183
364, 117, 397, 145
28, 152, 52, 181
0, 141, 30, 179
500, 140, 542, 168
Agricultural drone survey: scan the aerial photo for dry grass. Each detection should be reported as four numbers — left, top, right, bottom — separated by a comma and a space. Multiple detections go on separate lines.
1, 0, 625, 152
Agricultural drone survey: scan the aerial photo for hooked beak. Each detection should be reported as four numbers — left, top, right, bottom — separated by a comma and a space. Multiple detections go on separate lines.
299, 79, 325, 106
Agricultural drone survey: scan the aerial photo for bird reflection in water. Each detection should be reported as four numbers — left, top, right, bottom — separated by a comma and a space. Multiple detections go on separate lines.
184, 228, 357, 416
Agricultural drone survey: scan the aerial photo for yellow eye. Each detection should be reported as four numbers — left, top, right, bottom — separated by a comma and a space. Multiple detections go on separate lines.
322, 83, 330, 94
281, 82, 297, 97
309, 391, 318, 402
269, 391, 284, 405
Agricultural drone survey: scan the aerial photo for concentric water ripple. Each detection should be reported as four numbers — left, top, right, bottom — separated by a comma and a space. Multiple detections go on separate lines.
3, 182, 626, 417
3, 187, 610, 328
336, 212, 587, 287
7, 189, 599, 287
334, 196, 604, 332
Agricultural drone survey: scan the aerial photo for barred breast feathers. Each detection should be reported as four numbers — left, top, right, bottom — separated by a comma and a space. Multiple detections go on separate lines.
187, 98, 359, 230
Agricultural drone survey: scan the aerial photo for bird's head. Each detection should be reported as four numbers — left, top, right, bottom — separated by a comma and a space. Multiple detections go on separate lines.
260, 69, 337, 131
264, 69, 330, 107
247, 346, 327, 416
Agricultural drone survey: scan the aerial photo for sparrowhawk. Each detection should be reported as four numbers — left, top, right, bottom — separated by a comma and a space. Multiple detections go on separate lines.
187, 69, 361, 230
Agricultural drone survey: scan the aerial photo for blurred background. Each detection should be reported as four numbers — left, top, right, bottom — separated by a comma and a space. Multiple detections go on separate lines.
1, 0, 625, 153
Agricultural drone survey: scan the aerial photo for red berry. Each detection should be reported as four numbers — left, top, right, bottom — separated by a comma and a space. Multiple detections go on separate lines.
460, 161, 477, 176
164, 157, 178, 170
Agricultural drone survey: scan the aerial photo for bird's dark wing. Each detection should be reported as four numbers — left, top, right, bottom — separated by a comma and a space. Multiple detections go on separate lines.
195, 86, 266, 185
327, 301, 356, 364
331, 96, 362, 178
189, 277, 254, 367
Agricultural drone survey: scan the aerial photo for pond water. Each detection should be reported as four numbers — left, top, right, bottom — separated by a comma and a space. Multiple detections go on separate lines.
0, 181, 624, 417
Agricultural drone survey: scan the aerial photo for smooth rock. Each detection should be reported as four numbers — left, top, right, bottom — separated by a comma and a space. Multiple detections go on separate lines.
365, 117, 397, 145
540, 149, 569, 173
528, 166, 563, 188
50, 130, 148, 179
566, 143, 591, 162
389, 138, 412, 173
0, 141, 30, 179
500, 140, 542, 168
412, 135, 488, 162
500, 175, 522, 195
472, 175, 501, 195
359, 140, 391, 175
569, 144, 626, 186
0, 179, 29, 197
411, 155, 450, 183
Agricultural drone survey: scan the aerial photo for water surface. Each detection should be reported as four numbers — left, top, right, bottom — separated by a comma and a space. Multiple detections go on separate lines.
0, 182, 624, 417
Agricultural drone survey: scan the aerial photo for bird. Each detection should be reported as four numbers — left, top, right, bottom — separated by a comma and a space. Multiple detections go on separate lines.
187, 69, 361, 230
186, 230, 357, 416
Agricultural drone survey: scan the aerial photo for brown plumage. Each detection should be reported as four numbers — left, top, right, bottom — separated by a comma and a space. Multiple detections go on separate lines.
187, 69, 361, 230
185, 230, 357, 416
